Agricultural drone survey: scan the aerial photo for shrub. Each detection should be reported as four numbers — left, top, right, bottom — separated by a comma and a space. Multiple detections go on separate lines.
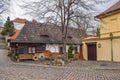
11, 52, 19, 61
68, 45, 74, 58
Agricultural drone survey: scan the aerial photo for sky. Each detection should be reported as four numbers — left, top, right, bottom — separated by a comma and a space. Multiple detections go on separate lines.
9, 0, 119, 20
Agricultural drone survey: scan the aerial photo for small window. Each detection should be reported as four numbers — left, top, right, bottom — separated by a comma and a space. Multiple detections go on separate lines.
59, 47, 63, 53
74, 47, 78, 53
18, 48, 24, 54
67, 36, 72, 39
28, 47, 36, 53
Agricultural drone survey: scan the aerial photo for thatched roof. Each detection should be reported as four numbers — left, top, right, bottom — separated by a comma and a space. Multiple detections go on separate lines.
12, 21, 83, 44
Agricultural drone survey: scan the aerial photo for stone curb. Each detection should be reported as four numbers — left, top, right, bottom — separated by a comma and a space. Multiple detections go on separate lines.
95, 68, 120, 70
12, 62, 68, 69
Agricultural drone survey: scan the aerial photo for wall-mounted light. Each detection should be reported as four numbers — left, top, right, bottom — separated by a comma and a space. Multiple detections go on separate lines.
98, 43, 101, 48
109, 32, 113, 40
109, 32, 113, 61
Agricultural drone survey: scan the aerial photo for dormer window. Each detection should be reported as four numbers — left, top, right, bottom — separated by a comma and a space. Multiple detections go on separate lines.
68, 36, 72, 39
40, 35, 49, 37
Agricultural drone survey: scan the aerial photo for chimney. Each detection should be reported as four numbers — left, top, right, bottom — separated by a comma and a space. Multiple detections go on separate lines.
32, 19, 37, 23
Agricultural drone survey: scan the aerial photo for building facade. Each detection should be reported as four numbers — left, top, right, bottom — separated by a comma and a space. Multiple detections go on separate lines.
82, 1, 120, 62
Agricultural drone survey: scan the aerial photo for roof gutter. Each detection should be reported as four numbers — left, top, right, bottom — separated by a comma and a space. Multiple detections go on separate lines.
95, 8, 120, 18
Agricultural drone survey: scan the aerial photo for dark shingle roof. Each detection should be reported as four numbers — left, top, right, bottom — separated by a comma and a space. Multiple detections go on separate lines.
12, 21, 83, 44
96, 1, 120, 18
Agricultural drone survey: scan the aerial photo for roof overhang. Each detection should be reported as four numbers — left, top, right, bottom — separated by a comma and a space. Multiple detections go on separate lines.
95, 9, 120, 18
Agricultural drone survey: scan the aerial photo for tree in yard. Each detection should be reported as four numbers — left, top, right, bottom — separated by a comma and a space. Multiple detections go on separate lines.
1, 16, 15, 36
0, 0, 10, 24
22, 0, 110, 62
96, 28, 100, 37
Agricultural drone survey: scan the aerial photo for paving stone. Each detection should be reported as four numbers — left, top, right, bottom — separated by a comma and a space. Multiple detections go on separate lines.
0, 49, 120, 80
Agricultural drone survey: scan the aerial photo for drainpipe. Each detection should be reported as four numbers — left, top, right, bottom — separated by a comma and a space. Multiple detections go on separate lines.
109, 33, 113, 61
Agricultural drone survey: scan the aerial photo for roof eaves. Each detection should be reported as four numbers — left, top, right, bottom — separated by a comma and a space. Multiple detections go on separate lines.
96, 8, 120, 18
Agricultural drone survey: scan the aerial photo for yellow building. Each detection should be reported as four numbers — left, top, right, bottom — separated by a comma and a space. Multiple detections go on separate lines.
82, 1, 120, 62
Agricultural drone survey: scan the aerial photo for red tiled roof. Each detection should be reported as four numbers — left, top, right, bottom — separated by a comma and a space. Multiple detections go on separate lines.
96, 1, 120, 18
12, 18, 27, 23
10, 30, 21, 40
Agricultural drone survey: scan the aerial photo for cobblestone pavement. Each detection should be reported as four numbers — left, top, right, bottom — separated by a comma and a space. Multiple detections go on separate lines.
0, 49, 120, 80
66, 60, 120, 70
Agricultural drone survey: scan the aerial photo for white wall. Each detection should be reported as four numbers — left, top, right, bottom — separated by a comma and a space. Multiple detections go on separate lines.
13, 22, 25, 30
46, 44, 59, 52
46, 44, 80, 53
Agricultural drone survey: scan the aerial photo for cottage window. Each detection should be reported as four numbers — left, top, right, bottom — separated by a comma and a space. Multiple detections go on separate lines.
67, 36, 72, 39
18, 48, 24, 54
74, 47, 78, 53
40, 35, 49, 37
28, 47, 36, 53
59, 47, 63, 53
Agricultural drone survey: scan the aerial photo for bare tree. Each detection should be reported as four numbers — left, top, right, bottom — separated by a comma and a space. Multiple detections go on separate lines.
22, 0, 109, 62
0, 0, 10, 24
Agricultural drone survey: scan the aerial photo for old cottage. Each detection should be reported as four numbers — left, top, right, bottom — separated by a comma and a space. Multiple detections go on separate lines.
10, 21, 83, 60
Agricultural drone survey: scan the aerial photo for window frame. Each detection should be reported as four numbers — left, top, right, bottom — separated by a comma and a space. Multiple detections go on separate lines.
18, 47, 24, 54
59, 47, 63, 53
74, 47, 78, 53
28, 47, 36, 53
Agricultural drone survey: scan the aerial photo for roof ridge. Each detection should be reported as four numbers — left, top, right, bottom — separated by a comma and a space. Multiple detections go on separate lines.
12, 18, 27, 23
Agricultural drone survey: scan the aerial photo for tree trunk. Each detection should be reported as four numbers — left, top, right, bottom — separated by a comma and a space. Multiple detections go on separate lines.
63, 37, 67, 62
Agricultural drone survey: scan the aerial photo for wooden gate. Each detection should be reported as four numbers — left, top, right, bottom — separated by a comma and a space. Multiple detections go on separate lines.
87, 43, 97, 60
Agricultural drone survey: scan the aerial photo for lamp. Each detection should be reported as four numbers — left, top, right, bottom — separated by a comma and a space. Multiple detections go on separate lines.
110, 32, 113, 40
109, 32, 113, 61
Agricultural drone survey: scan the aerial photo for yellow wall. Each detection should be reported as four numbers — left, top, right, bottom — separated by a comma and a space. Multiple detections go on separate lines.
100, 12, 120, 38
97, 38, 120, 61
97, 40, 111, 61
112, 38, 120, 61
82, 42, 88, 60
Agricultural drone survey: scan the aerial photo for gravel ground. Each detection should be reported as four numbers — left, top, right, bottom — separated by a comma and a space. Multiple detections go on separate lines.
0, 49, 120, 80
